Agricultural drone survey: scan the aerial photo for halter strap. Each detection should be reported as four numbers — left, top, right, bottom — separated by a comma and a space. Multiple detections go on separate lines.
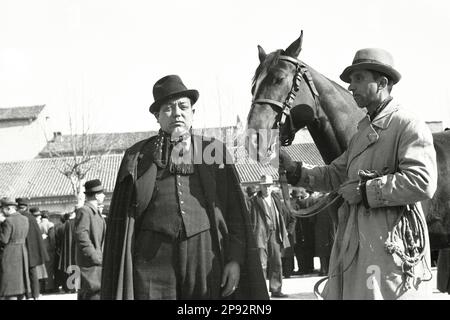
252, 54, 321, 146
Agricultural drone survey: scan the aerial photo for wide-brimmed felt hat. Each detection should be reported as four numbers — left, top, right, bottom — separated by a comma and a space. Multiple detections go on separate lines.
1, 197, 18, 207
84, 179, 104, 194
149, 75, 199, 114
340, 48, 401, 84
259, 175, 273, 185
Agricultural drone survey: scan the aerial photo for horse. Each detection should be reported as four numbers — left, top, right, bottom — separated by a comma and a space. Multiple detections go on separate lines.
245, 31, 450, 251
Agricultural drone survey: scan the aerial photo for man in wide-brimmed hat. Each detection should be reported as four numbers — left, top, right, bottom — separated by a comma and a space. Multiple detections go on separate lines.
101, 75, 268, 300
248, 175, 293, 298
74, 179, 106, 300
280, 48, 437, 299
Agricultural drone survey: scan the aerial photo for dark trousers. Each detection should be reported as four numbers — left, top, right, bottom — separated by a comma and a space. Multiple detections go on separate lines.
28, 266, 40, 299
258, 231, 283, 293
294, 218, 315, 273
133, 229, 221, 300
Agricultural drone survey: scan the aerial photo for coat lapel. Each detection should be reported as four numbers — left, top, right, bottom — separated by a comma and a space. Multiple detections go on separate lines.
347, 99, 399, 168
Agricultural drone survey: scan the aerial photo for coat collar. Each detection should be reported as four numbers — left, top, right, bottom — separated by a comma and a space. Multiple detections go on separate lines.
85, 201, 100, 215
357, 98, 400, 130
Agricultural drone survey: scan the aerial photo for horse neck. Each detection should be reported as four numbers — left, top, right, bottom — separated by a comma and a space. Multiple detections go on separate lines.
299, 64, 364, 164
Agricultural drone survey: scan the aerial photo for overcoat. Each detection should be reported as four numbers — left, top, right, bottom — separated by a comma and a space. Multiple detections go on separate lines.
0, 213, 31, 297
100, 135, 268, 300
296, 99, 437, 299
74, 202, 106, 299
249, 191, 291, 252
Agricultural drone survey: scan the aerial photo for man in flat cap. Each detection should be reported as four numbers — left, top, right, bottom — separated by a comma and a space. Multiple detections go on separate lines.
101, 75, 267, 300
0, 198, 31, 299
280, 48, 437, 299
74, 179, 106, 300
16, 197, 49, 299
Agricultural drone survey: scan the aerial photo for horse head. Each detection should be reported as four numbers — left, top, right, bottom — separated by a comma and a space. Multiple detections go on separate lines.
246, 31, 322, 162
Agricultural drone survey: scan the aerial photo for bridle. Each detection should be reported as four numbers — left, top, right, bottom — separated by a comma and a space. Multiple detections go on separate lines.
251, 55, 321, 146
251, 54, 340, 220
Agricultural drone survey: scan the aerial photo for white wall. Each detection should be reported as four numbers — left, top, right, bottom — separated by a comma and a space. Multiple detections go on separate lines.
0, 113, 49, 162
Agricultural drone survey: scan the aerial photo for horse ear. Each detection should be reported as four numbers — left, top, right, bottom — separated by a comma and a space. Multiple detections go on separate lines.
258, 45, 267, 62
285, 30, 304, 58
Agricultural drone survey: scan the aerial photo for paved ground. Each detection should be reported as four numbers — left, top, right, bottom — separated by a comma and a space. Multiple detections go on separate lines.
40, 267, 450, 300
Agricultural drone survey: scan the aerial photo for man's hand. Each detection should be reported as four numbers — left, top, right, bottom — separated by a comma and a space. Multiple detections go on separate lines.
279, 149, 302, 185
221, 261, 240, 297
338, 180, 362, 205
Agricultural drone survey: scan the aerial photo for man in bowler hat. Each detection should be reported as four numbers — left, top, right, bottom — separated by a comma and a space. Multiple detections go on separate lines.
101, 75, 268, 300
74, 179, 106, 300
280, 48, 437, 299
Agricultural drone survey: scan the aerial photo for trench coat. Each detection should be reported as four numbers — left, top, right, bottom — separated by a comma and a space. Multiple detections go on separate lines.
296, 99, 437, 299
100, 135, 268, 300
0, 213, 31, 297
74, 202, 106, 299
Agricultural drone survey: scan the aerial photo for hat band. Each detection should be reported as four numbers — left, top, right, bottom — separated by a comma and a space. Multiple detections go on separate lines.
86, 185, 104, 193
353, 58, 393, 67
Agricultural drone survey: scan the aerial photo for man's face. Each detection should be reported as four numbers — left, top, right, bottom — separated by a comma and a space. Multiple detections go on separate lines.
260, 184, 271, 196
157, 97, 194, 136
18, 205, 27, 213
95, 192, 105, 205
348, 70, 380, 108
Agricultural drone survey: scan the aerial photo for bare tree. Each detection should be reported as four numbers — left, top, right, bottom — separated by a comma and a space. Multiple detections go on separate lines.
44, 113, 115, 208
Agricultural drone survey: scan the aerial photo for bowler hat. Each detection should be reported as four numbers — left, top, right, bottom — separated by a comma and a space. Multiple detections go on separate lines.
84, 179, 104, 194
259, 175, 273, 185
1, 197, 17, 207
340, 48, 401, 84
15, 197, 30, 206
149, 75, 199, 114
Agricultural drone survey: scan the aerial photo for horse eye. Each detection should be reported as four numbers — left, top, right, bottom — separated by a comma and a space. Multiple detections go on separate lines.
275, 77, 285, 84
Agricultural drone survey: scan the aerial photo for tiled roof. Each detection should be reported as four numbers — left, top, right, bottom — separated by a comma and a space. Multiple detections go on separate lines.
0, 154, 123, 199
39, 126, 237, 157
1, 141, 324, 201
234, 143, 324, 184
0, 105, 45, 122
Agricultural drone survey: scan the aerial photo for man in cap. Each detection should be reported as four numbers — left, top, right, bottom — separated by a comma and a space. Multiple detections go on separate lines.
16, 197, 49, 299
280, 48, 437, 299
74, 179, 106, 300
249, 175, 292, 298
0, 198, 30, 299
101, 75, 267, 300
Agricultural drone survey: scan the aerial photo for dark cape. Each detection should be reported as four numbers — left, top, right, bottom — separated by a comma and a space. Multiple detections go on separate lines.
56, 219, 77, 275
101, 135, 269, 300
22, 211, 49, 267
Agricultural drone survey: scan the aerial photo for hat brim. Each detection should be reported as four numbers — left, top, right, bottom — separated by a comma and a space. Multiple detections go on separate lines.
149, 89, 199, 114
340, 62, 401, 84
84, 186, 104, 194
2, 202, 17, 207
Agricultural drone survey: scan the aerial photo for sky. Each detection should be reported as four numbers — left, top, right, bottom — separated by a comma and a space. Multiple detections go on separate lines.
0, 0, 449, 135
